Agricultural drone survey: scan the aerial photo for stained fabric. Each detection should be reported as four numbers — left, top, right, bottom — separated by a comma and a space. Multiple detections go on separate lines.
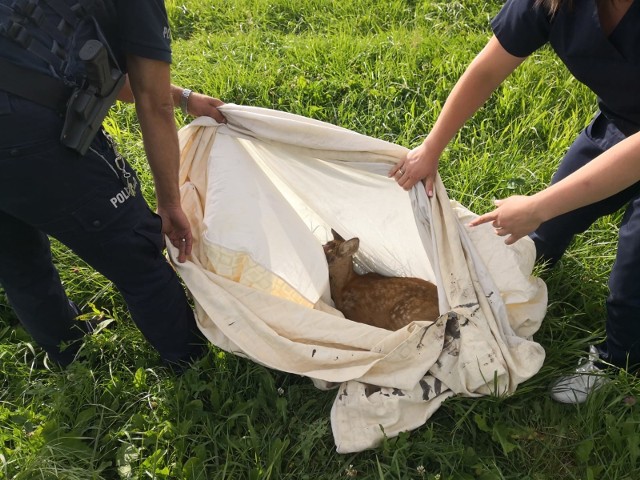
169, 104, 547, 453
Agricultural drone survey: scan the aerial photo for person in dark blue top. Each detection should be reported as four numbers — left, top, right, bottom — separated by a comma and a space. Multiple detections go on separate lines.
389, 0, 639, 403
0, 0, 225, 369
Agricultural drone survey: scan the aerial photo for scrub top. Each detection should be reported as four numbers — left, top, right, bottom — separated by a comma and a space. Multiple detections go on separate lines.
491, 0, 640, 134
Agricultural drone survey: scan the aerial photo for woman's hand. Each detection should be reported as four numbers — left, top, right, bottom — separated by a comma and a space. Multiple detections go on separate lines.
468, 195, 546, 245
388, 141, 440, 196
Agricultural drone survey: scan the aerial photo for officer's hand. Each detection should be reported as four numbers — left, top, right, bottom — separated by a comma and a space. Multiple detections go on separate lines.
157, 205, 193, 263
186, 92, 226, 124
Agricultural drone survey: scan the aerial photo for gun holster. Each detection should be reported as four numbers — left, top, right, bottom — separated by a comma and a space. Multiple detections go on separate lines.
60, 39, 125, 156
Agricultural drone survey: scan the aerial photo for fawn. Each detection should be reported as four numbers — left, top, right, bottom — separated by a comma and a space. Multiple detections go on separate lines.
322, 230, 439, 330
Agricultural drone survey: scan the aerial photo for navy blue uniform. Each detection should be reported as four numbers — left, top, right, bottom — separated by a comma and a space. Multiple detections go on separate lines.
0, 0, 204, 367
492, 0, 640, 368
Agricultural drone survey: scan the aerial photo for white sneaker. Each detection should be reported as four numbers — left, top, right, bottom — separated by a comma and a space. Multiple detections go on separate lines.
549, 345, 610, 404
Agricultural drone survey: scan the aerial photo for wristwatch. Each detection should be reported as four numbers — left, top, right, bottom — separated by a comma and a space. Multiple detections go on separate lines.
180, 88, 192, 115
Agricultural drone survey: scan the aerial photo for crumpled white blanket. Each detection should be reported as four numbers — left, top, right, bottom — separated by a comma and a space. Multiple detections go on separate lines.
168, 104, 547, 453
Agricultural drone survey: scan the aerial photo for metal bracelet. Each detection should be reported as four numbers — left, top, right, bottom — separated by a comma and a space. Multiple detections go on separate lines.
180, 88, 192, 115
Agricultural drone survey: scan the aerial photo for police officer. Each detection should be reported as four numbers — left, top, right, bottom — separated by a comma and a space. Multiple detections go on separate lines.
0, 0, 225, 368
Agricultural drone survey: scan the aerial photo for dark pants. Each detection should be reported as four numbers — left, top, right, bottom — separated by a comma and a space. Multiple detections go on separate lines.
531, 112, 640, 369
0, 92, 204, 366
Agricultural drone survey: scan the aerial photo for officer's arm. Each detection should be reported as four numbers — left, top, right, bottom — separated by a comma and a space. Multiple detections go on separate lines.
125, 56, 179, 207
116, 75, 135, 103
125, 54, 192, 261
117, 75, 226, 122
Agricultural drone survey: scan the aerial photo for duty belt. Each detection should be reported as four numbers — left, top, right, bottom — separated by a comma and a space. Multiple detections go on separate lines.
0, 56, 72, 113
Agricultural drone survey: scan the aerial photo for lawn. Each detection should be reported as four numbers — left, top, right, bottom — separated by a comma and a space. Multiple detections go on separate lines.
1, 1, 639, 478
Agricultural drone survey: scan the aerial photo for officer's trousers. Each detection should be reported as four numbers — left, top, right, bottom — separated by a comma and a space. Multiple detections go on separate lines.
531, 111, 640, 369
0, 92, 204, 367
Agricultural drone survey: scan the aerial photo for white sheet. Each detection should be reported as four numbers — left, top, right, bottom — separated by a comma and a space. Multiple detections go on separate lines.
169, 105, 547, 453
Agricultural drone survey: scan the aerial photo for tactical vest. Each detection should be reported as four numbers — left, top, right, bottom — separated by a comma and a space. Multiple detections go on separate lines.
0, 0, 124, 154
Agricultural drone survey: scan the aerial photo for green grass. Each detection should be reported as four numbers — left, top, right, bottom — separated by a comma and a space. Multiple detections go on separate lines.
2, 0, 639, 478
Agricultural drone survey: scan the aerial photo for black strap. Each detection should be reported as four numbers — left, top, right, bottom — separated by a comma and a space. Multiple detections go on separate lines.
0, 0, 87, 73
12, 0, 69, 48
0, 56, 71, 111
2, 19, 65, 69
41, 0, 82, 27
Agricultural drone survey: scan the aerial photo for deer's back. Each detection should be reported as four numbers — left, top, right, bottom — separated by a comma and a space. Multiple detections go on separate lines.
335, 273, 439, 330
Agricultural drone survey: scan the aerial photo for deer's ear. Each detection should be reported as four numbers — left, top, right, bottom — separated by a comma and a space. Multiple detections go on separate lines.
331, 229, 345, 242
339, 237, 359, 256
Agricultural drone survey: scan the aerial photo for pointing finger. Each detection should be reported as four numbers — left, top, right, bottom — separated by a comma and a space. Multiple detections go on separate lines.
468, 212, 497, 227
